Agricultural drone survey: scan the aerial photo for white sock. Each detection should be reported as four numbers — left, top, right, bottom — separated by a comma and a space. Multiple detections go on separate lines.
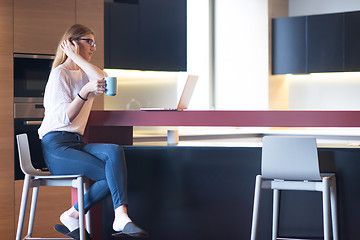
60, 210, 79, 232
113, 212, 132, 232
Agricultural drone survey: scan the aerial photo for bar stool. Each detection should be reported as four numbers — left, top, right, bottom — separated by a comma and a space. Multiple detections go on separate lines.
15, 133, 91, 240
250, 136, 338, 240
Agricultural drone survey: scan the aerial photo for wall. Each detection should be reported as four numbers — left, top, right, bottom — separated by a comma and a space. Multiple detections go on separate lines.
0, 0, 14, 238
214, 0, 269, 110
187, 0, 210, 110
286, 0, 360, 110
288, 73, 360, 110
103, 70, 178, 110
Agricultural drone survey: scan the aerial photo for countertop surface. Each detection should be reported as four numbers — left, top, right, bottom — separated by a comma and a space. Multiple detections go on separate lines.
89, 110, 360, 127
87, 110, 360, 148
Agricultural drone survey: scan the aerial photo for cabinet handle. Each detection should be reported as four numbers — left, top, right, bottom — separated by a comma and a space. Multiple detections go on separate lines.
24, 121, 42, 125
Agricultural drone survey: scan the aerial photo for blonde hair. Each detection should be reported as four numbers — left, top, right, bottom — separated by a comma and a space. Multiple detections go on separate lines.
52, 24, 94, 70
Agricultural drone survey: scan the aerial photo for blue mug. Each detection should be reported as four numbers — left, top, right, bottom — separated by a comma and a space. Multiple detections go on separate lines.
104, 77, 117, 96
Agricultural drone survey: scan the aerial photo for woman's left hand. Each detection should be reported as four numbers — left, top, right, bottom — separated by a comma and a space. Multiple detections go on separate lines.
82, 78, 106, 96
60, 39, 79, 58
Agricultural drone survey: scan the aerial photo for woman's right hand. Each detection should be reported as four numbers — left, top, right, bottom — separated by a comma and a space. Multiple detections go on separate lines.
60, 39, 79, 59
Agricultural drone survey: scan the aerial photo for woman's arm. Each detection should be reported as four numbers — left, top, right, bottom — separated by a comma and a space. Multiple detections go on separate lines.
60, 40, 106, 122
61, 40, 105, 81
66, 75, 106, 122
66, 92, 90, 122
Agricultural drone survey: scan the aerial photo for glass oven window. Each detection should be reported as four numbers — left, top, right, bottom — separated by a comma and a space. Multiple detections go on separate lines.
14, 55, 54, 98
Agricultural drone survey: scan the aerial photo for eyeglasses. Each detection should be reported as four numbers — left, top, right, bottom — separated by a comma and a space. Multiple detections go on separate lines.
78, 38, 96, 48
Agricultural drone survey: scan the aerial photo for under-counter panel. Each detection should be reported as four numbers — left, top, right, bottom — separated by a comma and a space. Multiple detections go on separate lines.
100, 146, 360, 240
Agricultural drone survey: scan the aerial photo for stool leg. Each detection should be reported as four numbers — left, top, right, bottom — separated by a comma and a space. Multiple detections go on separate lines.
27, 185, 39, 236
16, 175, 31, 240
77, 177, 86, 240
272, 189, 280, 240
330, 176, 338, 240
322, 177, 331, 240
84, 180, 91, 234
250, 175, 263, 240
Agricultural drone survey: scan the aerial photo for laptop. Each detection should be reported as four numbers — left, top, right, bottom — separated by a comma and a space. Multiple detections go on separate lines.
140, 75, 198, 111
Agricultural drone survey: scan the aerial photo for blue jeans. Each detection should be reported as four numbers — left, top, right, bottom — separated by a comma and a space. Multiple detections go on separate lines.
41, 131, 128, 213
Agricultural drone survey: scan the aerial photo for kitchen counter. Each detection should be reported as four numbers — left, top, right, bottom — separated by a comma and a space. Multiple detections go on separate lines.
87, 110, 360, 128
84, 110, 360, 146
82, 110, 360, 239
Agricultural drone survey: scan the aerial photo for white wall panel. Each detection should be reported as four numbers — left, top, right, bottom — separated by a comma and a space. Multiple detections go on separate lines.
187, 0, 210, 109
215, 0, 269, 110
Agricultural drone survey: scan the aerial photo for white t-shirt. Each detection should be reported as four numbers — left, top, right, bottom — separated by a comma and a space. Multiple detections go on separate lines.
38, 64, 95, 139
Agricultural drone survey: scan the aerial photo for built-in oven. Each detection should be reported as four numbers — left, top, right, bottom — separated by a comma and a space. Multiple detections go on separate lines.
14, 53, 54, 100
14, 53, 54, 180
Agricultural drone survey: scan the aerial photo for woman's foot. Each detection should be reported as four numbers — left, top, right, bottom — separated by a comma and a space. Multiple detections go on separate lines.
112, 222, 149, 238
113, 205, 148, 238
112, 211, 132, 232
60, 207, 79, 232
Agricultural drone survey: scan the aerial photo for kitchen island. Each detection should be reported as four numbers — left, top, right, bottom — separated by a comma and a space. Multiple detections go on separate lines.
81, 110, 360, 240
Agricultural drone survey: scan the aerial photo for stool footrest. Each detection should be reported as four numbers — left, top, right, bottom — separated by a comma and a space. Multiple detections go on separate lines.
24, 237, 73, 240
277, 237, 328, 240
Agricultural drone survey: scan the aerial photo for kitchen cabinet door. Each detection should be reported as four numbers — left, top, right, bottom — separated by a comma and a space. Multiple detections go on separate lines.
272, 16, 306, 74
139, 0, 187, 71
104, 0, 187, 71
14, 0, 75, 54
344, 11, 360, 72
307, 13, 344, 73
105, 2, 139, 70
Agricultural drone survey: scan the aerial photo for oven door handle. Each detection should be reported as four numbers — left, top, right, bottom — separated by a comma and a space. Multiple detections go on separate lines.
24, 121, 43, 125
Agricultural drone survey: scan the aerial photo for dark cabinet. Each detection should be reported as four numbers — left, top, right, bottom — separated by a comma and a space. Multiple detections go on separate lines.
104, 0, 187, 71
272, 16, 306, 74
104, 2, 139, 69
344, 11, 360, 72
272, 11, 360, 74
307, 13, 344, 73
139, 0, 187, 71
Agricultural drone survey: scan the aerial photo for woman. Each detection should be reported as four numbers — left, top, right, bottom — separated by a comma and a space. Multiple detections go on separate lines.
38, 24, 148, 239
